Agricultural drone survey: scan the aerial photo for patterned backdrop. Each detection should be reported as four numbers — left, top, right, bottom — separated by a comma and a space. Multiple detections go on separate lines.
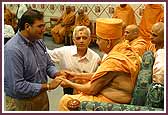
5, 3, 164, 29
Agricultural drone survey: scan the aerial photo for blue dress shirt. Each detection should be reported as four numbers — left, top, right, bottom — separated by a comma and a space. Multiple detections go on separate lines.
4, 32, 58, 99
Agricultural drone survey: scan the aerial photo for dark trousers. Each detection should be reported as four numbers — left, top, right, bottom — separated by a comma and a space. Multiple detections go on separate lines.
63, 87, 73, 95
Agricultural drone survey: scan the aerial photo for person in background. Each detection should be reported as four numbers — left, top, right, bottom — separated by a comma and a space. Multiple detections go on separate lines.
16, 4, 28, 21
113, 4, 136, 26
74, 9, 90, 27
139, 4, 163, 41
51, 6, 76, 44
4, 11, 15, 44
57, 18, 141, 111
4, 9, 65, 111
47, 26, 101, 95
4, 4, 17, 33
150, 22, 164, 85
124, 24, 155, 57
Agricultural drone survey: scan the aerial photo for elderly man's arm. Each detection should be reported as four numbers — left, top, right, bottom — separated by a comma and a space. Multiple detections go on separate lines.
63, 70, 94, 80
58, 71, 115, 95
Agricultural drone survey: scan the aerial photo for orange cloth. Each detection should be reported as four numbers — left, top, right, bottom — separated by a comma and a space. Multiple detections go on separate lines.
139, 4, 164, 41
91, 40, 140, 87
130, 36, 156, 57
96, 18, 123, 39
113, 5, 137, 26
51, 11, 75, 44
58, 41, 141, 111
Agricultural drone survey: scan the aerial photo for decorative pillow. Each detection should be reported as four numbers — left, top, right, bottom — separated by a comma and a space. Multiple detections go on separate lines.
80, 101, 163, 111
130, 51, 155, 106
145, 83, 164, 108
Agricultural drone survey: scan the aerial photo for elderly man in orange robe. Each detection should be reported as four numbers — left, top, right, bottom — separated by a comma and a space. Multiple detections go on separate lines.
124, 24, 155, 57
57, 18, 141, 111
75, 9, 90, 27
112, 4, 136, 26
51, 6, 75, 44
139, 4, 164, 41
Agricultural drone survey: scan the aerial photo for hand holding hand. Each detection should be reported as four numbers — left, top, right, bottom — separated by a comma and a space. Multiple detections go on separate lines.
57, 77, 73, 88
49, 75, 65, 90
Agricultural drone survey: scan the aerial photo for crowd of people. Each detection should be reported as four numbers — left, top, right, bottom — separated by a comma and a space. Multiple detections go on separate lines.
4, 4, 164, 111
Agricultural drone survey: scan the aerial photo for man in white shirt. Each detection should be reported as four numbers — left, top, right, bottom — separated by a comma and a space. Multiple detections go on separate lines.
47, 26, 101, 94
150, 22, 164, 85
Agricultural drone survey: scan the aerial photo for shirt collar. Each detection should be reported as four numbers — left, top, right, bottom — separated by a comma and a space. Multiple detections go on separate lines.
18, 32, 36, 46
71, 45, 92, 61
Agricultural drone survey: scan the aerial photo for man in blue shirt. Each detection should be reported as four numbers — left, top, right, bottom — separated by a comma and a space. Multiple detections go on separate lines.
4, 9, 63, 111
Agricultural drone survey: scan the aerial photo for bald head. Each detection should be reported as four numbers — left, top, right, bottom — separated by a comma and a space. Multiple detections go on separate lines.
124, 24, 139, 41
150, 22, 164, 49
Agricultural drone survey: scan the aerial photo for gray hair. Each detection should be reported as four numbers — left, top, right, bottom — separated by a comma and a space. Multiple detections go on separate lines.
73, 26, 91, 38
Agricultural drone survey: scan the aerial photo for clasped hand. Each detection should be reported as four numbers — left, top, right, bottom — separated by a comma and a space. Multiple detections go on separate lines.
48, 70, 69, 90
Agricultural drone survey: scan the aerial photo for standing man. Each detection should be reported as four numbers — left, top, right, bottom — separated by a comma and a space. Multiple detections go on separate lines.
48, 26, 101, 94
113, 4, 137, 26
4, 9, 64, 111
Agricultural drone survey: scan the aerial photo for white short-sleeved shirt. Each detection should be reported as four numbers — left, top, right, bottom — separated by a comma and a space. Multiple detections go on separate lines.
47, 45, 101, 73
153, 49, 164, 84
4, 24, 15, 38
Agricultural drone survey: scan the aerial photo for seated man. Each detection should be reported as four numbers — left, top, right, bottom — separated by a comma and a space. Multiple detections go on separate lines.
124, 24, 155, 57
51, 6, 76, 44
57, 18, 141, 111
47, 26, 101, 95
150, 22, 164, 85
74, 9, 90, 27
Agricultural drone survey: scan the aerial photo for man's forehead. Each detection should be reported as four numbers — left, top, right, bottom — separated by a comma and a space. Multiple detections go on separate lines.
76, 30, 88, 37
